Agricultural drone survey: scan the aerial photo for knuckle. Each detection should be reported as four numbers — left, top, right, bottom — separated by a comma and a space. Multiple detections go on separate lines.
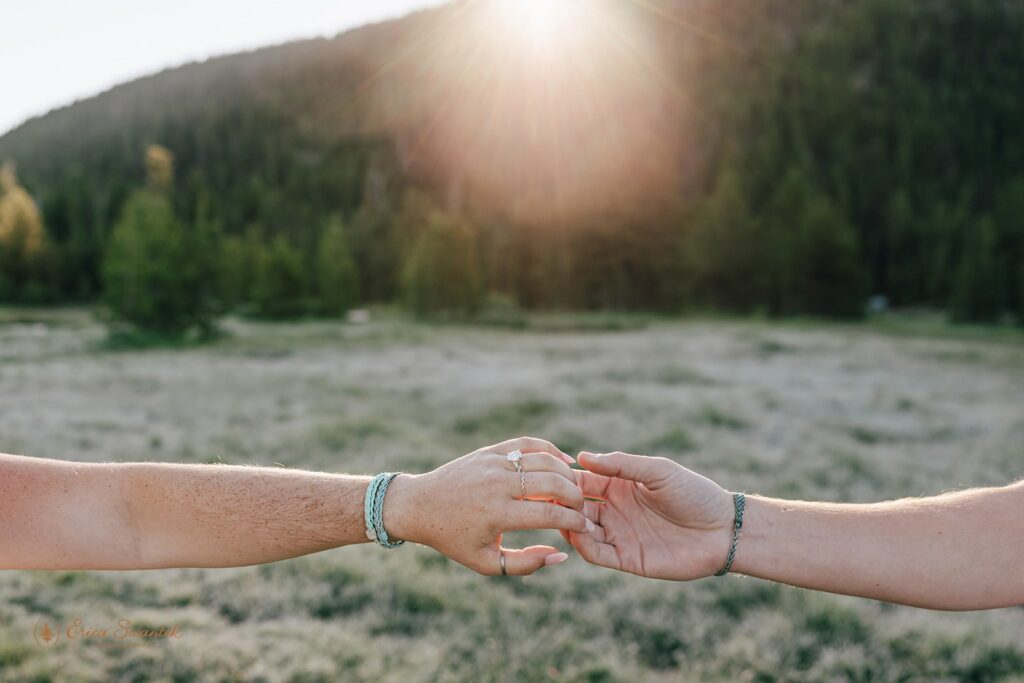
553, 476, 575, 498
542, 504, 560, 525
567, 485, 585, 507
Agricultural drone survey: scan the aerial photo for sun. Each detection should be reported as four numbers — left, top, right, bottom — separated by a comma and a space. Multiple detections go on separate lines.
494, 0, 579, 52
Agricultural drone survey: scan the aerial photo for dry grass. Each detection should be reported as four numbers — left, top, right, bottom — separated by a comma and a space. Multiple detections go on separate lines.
1, 309, 1023, 682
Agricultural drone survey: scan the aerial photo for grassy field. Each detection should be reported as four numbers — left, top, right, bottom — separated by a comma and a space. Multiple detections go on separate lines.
1, 309, 1023, 682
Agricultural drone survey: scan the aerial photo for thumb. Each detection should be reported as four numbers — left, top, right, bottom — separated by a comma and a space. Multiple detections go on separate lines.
494, 545, 569, 576
578, 451, 674, 484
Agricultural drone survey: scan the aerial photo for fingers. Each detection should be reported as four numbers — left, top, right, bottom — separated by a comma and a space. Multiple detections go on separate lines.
509, 471, 585, 511
578, 451, 674, 485
568, 529, 621, 571
574, 468, 613, 499
493, 545, 569, 576
582, 499, 605, 525
495, 436, 574, 464
511, 501, 592, 533
505, 451, 577, 485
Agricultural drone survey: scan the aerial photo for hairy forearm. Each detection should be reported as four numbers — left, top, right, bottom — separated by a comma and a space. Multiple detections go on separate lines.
122, 463, 377, 569
732, 483, 1024, 610
0, 454, 399, 569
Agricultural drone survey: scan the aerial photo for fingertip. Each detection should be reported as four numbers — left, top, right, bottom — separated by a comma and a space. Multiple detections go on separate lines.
577, 451, 607, 473
544, 552, 569, 566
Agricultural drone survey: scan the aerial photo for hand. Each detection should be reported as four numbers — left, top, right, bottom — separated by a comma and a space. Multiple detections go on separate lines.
567, 451, 735, 580
385, 437, 591, 576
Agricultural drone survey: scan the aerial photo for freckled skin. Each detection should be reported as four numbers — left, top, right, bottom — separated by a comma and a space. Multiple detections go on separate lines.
0, 437, 586, 576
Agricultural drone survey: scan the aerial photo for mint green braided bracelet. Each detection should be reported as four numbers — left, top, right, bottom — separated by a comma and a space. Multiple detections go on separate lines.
364, 472, 405, 549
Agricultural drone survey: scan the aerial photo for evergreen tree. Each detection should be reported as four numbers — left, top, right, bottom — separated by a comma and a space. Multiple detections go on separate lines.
682, 167, 762, 312
401, 211, 482, 318
315, 217, 359, 317
993, 178, 1024, 325
796, 192, 867, 318
950, 218, 1000, 323
102, 146, 219, 335
251, 236, 306, 319
220, 231, 256, 310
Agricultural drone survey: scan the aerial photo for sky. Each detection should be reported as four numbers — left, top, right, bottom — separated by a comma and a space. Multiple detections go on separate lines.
0, 0, 441, 136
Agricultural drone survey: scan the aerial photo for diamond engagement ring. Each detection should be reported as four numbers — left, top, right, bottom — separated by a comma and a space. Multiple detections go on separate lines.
507, 449, 527, 500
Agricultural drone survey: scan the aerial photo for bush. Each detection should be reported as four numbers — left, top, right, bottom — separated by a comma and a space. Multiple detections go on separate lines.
315, 217, 359, 316
401, 211, 482, 318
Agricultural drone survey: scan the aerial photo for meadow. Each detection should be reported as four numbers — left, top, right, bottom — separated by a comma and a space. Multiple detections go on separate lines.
1, 308, 1023, 682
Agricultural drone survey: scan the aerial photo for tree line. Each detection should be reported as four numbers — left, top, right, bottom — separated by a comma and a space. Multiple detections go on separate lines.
0, 0, 1021, 332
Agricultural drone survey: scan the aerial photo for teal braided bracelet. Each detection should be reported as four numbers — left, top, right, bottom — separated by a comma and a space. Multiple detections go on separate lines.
714, 492, 745, 576
364, 472, 405, 549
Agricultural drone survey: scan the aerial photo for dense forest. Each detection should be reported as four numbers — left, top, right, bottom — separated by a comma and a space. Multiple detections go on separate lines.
1, 0, 1022, 327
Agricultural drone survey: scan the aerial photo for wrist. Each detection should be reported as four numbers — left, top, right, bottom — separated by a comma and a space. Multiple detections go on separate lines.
380, 473, 427, 545
728, 494, 770, 577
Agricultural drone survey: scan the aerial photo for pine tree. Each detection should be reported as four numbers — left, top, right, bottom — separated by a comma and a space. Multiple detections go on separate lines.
102, 147, 220, 335
993, 178, 1024, 325
950, 218, 1000, 323
401, 211, 482, 318
683, 166, 763, 312
251, 236, 306, 319
315, 217, 359, 317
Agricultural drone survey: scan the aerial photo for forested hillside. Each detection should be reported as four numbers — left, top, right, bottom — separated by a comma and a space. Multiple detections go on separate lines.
1, 0, 1022, 322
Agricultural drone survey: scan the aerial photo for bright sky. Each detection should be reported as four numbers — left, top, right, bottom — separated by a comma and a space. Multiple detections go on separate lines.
0, 0, 440, 136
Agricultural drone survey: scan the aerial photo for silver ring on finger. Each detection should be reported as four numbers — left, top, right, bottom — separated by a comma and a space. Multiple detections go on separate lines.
499, 548, 508, 576
507, 449, 526, 500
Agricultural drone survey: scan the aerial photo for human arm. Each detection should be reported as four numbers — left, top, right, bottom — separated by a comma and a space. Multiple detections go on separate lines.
0, 437, 589, 575
568, 450, 1024, 610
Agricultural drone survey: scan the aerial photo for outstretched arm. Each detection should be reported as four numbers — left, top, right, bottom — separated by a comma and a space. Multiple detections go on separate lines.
732, 484, 1024, 610
0, 437, 589, 574
569, 451, 1024, 610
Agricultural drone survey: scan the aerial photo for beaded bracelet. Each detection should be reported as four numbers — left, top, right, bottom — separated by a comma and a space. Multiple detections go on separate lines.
364, 472, 405, 549
714, 492, 746, 576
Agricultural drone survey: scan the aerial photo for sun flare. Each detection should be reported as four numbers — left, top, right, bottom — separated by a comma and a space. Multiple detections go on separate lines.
495, 0, 579, 52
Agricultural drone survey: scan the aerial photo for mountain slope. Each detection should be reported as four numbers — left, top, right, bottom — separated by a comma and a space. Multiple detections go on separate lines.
2, 0, 1023, 318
